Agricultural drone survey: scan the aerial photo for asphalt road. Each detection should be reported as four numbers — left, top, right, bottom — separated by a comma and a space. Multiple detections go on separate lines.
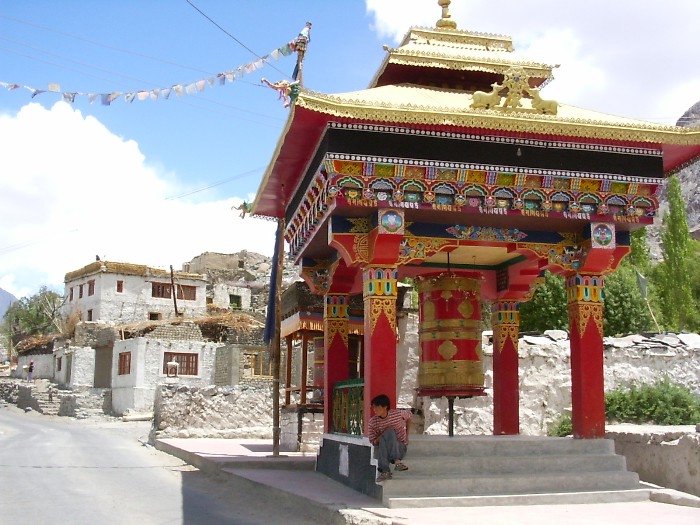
0, 405, 330, 525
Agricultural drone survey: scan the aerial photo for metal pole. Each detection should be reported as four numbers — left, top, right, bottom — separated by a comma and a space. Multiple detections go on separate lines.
448, 396, 455, 437
169, 265, 179, 317
271, 217, 285, 456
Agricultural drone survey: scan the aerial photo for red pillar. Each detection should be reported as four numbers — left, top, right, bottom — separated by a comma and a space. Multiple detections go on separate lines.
323, 294, 350, 433
491, 300, 520, 435
362, 266, 398, 434
566, 273, 606, 438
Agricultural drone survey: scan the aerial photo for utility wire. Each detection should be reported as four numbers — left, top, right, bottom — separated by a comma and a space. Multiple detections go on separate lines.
185, 0, 290, 79
0, 13, 212, 76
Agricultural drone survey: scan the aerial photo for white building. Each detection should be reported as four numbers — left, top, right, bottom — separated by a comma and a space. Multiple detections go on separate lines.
111, 328, 220, 415
61, 261, 207, 324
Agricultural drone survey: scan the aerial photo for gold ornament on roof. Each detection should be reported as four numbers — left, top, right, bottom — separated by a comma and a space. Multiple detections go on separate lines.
436, 0, 457, 29
470, 66, 559, 115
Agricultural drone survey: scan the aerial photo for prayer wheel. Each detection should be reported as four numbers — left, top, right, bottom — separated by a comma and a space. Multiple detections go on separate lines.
312, 336, 325, 388
415, 272, 485, 398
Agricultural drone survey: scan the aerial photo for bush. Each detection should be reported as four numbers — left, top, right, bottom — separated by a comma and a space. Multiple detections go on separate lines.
547, 413, 572, 437
605, 376, 700, 425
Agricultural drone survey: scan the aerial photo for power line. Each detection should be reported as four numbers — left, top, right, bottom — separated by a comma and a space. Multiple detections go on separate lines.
185, 0, 290, 80
165, 167, 265, 200
0, 13, 212, 76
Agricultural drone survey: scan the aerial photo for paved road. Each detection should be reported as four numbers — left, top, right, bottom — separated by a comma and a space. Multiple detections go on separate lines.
0, 406, 329, 525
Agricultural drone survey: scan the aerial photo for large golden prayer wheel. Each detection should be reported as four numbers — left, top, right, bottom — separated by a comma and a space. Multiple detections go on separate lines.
415, 272, 485, 398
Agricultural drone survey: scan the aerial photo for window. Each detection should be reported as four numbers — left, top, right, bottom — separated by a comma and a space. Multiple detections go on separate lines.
116, 280, 124, 293
56, 357, 62, 372
69, 287, 74, 301
88, 280, 95, 296
149, 312, 162, 321
229, 294, 242, 309
118, 352, 131, 375
238, 260, 245, 269
163, 352, 198, 376
87, 309, 93, 321
243, 349, 272, 378
79, 284, 84, 298
152, 283, 171, 298
176, 285, 196, 301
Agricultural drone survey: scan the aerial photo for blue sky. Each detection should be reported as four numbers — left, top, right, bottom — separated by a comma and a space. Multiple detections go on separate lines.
1, 0, 699, 299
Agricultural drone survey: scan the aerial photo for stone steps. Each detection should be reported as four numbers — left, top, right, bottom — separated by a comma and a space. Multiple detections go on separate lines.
376, 435, 645, 508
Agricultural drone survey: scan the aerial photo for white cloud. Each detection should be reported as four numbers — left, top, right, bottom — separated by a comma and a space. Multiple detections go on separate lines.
366, 0, 700, 123
0, 102, 276, 299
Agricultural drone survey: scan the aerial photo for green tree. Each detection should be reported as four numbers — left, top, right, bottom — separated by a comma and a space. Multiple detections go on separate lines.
519, 271, 567, 332
602, 265, 653, 336
655, 176, 693, 330
1, 286, 65, 345
627, 228, 651, 271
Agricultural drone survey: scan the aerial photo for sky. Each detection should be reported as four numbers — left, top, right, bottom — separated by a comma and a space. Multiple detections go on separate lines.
1, 0, 699, 300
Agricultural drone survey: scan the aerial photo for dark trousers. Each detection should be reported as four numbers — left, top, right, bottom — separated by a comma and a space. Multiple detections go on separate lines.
376, 429, 407, 472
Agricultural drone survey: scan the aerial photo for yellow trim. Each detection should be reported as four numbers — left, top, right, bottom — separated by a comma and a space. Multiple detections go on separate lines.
295, 92, 700, 146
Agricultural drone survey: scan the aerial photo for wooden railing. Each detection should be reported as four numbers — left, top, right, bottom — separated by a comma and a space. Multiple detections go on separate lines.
331, 378, 364, 436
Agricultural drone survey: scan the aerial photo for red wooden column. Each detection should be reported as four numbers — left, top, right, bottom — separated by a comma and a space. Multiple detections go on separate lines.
362, 266, 398, 433
491, 300, 521, 435
323, 293, 350, 433
566, 273, 605, 438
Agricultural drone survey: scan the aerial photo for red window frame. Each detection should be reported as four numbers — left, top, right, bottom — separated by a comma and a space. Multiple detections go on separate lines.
163, 352, 198, 376
118, 352, 131, 375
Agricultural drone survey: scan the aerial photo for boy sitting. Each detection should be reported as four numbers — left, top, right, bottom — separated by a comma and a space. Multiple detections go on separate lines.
368, 394, 412, 482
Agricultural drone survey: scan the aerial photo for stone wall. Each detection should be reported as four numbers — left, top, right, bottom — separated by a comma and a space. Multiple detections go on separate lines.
607, 425, 700, 497
153, 383, 273, 439
151, 319, 700, 441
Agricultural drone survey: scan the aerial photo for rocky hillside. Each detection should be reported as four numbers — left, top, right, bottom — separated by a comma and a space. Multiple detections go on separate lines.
647, 100, 700, 259
0, 287, 16, 320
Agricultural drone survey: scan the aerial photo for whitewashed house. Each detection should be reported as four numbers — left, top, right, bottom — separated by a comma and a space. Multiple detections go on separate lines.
111, 324, 221, 415
61, 261, 207, 324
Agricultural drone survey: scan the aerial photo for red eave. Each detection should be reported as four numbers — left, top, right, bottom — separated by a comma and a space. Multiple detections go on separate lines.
253, 107, 333, 219
663, 143, 700, 174
253, 105, 700, 218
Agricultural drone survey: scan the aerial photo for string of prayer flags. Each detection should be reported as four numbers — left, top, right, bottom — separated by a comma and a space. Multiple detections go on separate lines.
1, 38, 299, 106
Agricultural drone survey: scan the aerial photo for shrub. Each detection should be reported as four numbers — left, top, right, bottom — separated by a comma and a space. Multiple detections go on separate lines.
548, 413, 572, 437
605, 376, 700, 425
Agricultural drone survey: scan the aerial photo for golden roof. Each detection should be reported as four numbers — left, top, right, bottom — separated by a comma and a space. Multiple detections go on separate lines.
369, 25, 555, 88
294, 84, 699, 146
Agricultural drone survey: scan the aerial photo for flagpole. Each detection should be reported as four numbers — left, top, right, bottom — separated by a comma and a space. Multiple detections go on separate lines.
270, 216, 285, 456
646, 298, 661, 334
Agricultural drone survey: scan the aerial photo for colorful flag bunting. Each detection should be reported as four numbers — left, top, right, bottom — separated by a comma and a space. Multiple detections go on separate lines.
0, 36, 300, 107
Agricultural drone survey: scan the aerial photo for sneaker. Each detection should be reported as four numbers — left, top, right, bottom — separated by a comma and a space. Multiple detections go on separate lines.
376, 470, 392, 482
394, 461, 408, 471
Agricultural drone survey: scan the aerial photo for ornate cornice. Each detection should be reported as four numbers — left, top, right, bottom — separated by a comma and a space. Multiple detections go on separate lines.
386, 50, 553, 78
296, 91, 699, 146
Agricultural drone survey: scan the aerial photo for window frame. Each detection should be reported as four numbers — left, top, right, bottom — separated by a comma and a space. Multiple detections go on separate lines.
118, 352, 131, 375
163, 352, 199, 376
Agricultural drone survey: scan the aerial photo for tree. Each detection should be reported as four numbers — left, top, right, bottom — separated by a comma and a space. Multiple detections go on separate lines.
1, 286, 65, 346
655, 176, 693, 331
602, 265, 653, 336
627, 228, 651, 271
519, 271, 567, 332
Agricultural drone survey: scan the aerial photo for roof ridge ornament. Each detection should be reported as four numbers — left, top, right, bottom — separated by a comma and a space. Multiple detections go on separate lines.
436, 0, 457, 30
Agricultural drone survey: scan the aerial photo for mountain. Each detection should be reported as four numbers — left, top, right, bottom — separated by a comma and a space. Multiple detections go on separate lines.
0, 287, 17, 320
647, 100, 700, 260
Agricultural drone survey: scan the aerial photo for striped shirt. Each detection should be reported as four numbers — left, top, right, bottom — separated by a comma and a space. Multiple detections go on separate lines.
368, 408, 412, 445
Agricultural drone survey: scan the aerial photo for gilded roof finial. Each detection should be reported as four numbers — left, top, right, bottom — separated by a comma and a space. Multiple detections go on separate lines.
436, 0, 457, 29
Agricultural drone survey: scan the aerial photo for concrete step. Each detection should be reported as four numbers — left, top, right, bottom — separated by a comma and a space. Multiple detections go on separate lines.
402, 452, 626, 476
406, 435, 615, 457
381, 470, 640, 499
385, 488, 652, 508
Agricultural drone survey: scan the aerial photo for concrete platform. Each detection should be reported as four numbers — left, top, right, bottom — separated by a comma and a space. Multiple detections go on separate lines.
155, 436, 700, 525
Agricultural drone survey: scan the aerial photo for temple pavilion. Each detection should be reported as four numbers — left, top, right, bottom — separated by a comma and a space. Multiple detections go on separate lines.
252, 0, 700, 494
